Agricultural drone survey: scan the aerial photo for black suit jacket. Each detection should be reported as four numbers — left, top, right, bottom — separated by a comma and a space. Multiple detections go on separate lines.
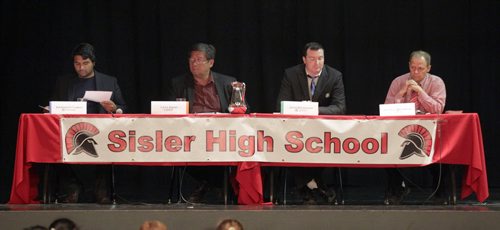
168, 71, 238, 113
276, 64, 346, 115
52, 70, 127, 114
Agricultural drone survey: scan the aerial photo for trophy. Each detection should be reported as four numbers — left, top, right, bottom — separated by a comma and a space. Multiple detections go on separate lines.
228, 81, 247, 114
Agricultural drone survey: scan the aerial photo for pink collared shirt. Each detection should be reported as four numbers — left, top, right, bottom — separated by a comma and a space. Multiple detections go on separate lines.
385, 73, 446, 114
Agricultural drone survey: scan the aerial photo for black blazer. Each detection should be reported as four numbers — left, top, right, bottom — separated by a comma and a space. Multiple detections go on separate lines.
168, 71, 238, 113
276, 64, 346, 115
52, 70, 127, 113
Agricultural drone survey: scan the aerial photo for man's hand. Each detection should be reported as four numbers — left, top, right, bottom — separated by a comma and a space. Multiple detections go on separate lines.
398, 81, 411, 97
407, 79, 424, 94
100, 100, 117, 113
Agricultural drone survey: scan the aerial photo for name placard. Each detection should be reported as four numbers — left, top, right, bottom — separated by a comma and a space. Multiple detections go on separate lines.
151, 101, 189, 114
379, 103, 416, 116
49, 101, 87, 114
281, 101, 319, 115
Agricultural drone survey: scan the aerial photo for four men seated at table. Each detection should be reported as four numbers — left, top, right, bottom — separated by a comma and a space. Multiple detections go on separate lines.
48, 42, 445, 205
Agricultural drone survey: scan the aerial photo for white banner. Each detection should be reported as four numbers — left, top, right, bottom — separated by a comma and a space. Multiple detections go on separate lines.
60, 117, 437, 165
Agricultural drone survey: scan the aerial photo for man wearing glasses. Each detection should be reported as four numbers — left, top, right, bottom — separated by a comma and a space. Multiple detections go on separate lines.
167, 43, 240, 203
276, 42, 346, 204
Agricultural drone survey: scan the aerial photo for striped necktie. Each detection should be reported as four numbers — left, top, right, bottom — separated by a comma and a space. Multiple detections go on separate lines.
309, 76, 317, 98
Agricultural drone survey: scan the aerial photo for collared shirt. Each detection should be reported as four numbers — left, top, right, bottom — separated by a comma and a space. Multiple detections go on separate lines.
306, 69, 322, 99
385, 73, 446, 114
192, 75, 221, 113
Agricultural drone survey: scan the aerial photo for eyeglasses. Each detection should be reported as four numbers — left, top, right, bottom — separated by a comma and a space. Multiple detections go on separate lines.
305, 56, 324, 62
189, 58, 209, 65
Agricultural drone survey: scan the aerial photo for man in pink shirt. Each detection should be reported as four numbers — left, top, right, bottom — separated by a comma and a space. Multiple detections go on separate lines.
385, 50, 446, 114
384, 50, 447, 204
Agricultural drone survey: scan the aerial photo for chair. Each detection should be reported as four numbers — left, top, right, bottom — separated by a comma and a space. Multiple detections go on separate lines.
170, 166, 232, 205
273, 167, 344, 205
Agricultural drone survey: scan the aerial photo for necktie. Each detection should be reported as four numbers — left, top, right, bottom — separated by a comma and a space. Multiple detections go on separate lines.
309, 76, 317, 98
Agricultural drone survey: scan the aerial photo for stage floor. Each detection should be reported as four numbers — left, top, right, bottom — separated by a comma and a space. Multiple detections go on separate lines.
2, 199, 500, 230
3, 185, 499, 230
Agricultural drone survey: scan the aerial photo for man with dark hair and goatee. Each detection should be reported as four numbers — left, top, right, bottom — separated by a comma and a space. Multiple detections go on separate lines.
51, 42, 127, 204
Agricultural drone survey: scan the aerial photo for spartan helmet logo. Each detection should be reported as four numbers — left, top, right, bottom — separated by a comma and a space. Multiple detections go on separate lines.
65, 122, 100, 158
398, 124, 432, 160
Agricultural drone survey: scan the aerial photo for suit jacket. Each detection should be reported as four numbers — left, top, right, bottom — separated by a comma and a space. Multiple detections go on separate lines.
276, 64, 346, 115
168, 71, 237, 113
52, 70, 127, 114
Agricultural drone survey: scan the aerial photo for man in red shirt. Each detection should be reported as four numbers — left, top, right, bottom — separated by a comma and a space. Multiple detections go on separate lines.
168, 43, 244, 203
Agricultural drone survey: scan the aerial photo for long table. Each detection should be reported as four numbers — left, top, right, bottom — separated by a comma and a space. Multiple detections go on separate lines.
9, 113, 489, 204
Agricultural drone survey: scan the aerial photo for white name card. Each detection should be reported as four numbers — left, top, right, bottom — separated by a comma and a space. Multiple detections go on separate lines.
379, 103, 416, 116
281, 101, 319, 115
151, 101, 189, 114
49, 101, 87, 114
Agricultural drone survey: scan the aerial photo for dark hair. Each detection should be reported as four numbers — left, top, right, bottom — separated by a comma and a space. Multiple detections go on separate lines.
302, 42, 324, 57
409, 50, 431, 66
48, 218, 79, 230
189, 43, 216, 60
71, 43, 96, 62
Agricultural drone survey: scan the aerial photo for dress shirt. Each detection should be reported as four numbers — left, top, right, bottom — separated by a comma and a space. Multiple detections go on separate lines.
306, 70, 322, 99
385, 73, 446, 114
308, 75, 318, 99
192, 76, 221, 113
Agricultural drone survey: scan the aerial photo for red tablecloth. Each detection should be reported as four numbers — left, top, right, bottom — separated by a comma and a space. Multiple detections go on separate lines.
9, 113, 488, 204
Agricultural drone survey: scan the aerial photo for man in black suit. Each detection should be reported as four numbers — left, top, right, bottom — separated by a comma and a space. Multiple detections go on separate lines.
276, 42, 346, 204
53, 43, 126, 114
52, 43, 127, 203
167, 43, 242, 203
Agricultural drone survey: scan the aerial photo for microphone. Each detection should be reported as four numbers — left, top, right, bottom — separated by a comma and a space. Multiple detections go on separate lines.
110, 108, 123, 118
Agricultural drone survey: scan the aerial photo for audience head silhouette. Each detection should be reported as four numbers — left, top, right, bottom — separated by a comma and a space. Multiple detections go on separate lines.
48, 218, 79, 230
217, 219, 244, 230
139, 220, 168, 230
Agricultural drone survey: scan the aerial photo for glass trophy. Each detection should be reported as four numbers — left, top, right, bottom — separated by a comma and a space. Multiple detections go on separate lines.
228, 81, 247, 114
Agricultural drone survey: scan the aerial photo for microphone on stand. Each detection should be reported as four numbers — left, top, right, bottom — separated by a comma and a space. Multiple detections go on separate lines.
110, 107, 123, 117
109, 105, 122, 204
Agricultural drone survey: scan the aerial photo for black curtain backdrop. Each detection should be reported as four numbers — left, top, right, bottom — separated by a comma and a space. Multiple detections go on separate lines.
1, 0, 498, 202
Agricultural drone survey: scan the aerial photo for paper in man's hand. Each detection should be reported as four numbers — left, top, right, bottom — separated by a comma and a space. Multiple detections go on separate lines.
83, 91, 112, 102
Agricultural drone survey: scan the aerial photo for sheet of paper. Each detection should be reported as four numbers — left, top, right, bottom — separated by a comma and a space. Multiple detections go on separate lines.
83, 91, 112, 103
38, 105, 49, 111
379, 103, 416, 116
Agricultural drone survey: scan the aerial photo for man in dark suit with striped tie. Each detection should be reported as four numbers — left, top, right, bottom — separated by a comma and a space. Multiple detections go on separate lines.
276, 42, 346, 204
